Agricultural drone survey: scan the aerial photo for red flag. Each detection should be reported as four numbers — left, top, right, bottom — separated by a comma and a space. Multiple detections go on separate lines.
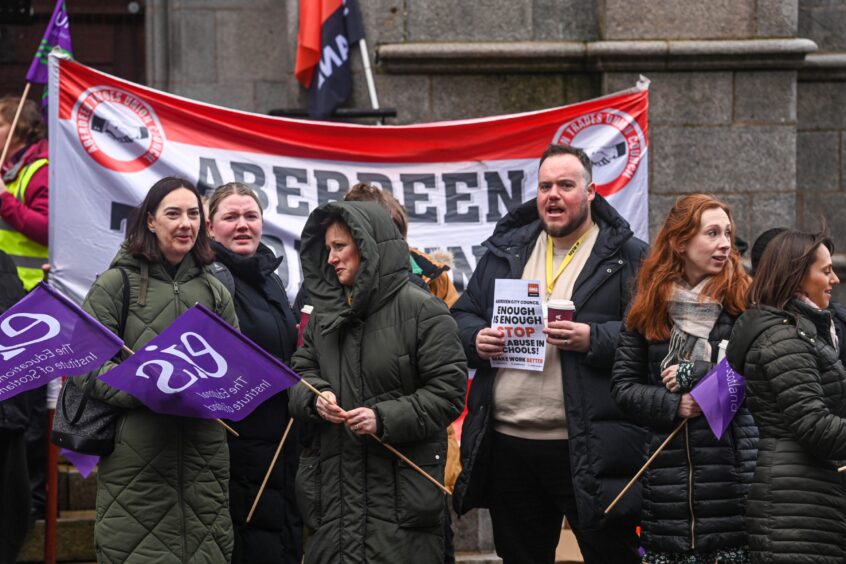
295, 0, 342, 88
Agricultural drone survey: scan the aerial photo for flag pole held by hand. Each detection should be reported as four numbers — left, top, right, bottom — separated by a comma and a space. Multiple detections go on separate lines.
298, 378, 452, 495
247, 418, 295, 523
605, 418, 689, 515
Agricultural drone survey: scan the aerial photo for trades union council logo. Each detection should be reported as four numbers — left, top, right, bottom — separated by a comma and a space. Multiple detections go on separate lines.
552, 108, 646, 196
74, 86, 165, 173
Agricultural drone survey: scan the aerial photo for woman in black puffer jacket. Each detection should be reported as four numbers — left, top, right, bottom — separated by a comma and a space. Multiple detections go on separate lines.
207, 183, 302, 564
611, 194, 758, 563
727, 229, 846, 564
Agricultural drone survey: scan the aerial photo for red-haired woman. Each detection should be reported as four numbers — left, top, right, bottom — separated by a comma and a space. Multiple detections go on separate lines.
611, 194, 758, 563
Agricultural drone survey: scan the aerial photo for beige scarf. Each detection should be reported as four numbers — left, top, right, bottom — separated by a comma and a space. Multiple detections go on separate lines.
660, 278, 722, 371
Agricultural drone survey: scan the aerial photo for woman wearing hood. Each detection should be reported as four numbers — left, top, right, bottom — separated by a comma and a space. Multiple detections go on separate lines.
207, 182, 302, 564
288, 201, 467, 563
611, 194, 758, 563
726, 229, 846, 564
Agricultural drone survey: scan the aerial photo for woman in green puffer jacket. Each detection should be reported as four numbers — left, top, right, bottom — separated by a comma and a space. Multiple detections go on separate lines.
288, 201, 467, 564
727, 228, 846, 564
77, 177, 238, 563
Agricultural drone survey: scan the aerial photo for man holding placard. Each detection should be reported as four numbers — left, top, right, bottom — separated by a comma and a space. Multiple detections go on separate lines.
451, 144, 648, 563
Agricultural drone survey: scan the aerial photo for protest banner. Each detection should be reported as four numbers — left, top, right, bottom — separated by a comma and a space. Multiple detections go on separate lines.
489, 279, 546, 371
47, 54, 649, 304
0, 283, 123, 402
690, 358, 746, 440
99, 304, 300, 421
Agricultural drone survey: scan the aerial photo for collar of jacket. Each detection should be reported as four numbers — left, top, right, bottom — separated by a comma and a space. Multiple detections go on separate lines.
211, 240, 283, 286
482, 193, 635, 267
299, 201, 410, 334
109, 245, 205, 306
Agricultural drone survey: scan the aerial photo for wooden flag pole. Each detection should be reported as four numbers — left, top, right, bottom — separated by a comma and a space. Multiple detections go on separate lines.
298, 378, 452, 495
604, 418, 689, 515
120, 343, 239, 437
0, 82, 31, 168
246, 418, 295, 523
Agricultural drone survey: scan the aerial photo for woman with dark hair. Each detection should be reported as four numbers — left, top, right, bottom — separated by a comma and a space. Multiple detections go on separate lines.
0, 96, 49, 290
611, 194, 758, 563
75, 177, 238, 563
288, 201, 466, 563
207, 182, 302, 563
727, 229, 846, 564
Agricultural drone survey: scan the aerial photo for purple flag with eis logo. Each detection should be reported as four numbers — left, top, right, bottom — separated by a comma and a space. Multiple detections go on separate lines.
690, 358, 746, 440
100, 304, 301, 421
0, 283, 123, 402
26, 0, 73, 84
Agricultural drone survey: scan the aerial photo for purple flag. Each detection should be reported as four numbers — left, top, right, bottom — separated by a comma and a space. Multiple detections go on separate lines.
100, 304, 301, 421
0, 284, 123, 402
61, 448, 98, 479
26, 0, 72, 120
690, 358, 746, 440
26, 0, 73, 84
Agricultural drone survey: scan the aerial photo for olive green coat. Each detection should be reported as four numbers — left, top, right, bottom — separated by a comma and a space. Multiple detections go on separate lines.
79, 248, 238, 563
289, 202, 467, 564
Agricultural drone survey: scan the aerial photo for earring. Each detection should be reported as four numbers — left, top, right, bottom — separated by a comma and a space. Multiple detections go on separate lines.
149, 227, 156, 233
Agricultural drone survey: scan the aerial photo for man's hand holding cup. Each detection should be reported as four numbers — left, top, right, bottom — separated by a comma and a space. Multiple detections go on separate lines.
544, 299, 590, 352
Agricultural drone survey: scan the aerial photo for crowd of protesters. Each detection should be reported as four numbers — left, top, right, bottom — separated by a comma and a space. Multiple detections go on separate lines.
3, 126, 846, 564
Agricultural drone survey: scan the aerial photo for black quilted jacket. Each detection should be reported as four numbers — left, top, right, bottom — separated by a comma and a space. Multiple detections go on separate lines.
452, 194, 649, 529
612, 309, 758, 554
727, 300, 846, 564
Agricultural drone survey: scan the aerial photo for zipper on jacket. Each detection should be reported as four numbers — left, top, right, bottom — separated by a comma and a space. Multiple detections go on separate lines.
685, 424, 695, 550
173, 282, 180, 317
177, 425, 188, 561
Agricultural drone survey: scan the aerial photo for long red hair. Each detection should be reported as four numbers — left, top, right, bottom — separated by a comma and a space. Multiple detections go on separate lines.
626, 194, 750, 341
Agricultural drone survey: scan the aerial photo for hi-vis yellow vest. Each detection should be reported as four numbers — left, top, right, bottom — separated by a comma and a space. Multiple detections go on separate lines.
0, 158, 48, 290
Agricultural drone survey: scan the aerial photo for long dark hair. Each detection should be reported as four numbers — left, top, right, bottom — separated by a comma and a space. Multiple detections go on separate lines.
125, 177, 214, 265
748, 228, 833, 309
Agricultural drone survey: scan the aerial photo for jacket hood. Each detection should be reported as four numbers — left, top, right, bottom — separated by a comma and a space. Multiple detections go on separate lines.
485, 192, 635, 260
299, 201, 409, 330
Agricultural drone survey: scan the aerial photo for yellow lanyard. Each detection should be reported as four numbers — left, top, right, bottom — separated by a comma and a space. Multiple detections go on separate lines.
545, 227, 594, 295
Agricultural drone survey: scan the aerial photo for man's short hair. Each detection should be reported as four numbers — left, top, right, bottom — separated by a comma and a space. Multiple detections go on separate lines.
538, 144, 592, 186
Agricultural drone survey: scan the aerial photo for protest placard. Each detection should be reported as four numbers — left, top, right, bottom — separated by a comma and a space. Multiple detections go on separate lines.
490, 279, 546, 371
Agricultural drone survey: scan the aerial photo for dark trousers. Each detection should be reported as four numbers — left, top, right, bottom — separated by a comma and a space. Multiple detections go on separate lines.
0, 431, 32, 564
488, 432, 641, 564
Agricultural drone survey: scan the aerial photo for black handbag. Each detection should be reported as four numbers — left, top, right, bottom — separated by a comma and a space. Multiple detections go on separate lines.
51, 268, 129, 456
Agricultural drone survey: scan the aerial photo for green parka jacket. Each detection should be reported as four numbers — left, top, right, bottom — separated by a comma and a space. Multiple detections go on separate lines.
288, 202, 467, 564
727, 300, 846, 564
78, 248, 238, 563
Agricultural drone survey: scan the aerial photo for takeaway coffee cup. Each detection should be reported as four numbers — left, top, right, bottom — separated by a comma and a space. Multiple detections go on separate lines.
547, 299, 575, 323
297, 305, 313, 347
